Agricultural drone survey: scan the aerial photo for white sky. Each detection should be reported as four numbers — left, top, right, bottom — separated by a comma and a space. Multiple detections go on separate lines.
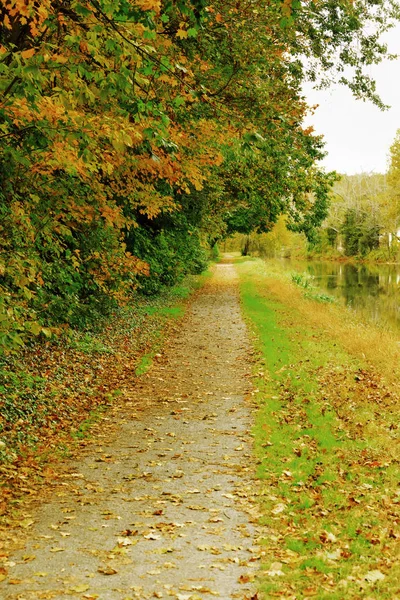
303, 25, 400, 175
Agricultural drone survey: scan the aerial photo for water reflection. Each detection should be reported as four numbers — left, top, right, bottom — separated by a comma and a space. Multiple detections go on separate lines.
280, 259, 400, 332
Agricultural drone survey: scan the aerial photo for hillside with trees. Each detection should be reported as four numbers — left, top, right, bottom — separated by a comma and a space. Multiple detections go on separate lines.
311, 130, 400, 260
235, 128, 400, 261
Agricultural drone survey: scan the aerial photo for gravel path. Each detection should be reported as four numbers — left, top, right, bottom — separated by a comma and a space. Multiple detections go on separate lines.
1, 262, 261, 600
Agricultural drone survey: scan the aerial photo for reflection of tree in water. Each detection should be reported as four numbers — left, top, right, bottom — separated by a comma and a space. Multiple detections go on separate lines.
306, 263, 339, 290
292, 259, 400, 332
342, 264, 379, 305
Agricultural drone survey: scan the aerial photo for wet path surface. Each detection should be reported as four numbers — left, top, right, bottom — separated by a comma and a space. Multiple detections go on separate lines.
2, 263, 260, 600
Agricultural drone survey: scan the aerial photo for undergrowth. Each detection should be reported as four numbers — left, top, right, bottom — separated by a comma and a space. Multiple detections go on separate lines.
0, 271, 209, 516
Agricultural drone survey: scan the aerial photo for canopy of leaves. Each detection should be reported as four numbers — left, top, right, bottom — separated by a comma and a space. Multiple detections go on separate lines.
1, 0, 399, 350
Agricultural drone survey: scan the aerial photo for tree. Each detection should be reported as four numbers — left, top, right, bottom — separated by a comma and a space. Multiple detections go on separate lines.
386, 130, 400, 234
1, 0, 399, 350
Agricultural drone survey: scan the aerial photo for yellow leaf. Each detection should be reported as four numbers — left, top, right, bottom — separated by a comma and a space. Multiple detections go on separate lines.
52, 54, 68, 64
22, 555, 36, 563
136, 0, 161, 11
176, 29, 188, 39
19, 518, 34, 529
69, 584, 90, 593
28, 321, 42, 336
21, 48, 35, 59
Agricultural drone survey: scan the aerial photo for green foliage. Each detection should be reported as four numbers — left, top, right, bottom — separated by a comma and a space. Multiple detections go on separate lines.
304, 291, 335, 304
209, 243, 220, 262
341, 209, 380, 257
291, 272, 335, 303
291, 273, 313, 289
125, 222, 208, 295
237, 257, 400, 598
1, 0, 399, 352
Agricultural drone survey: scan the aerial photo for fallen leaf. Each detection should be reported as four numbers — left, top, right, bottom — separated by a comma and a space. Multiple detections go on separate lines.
239, 573, 254, 583
69, 584, 90, 593
117, 537, 134, 546
365, 570, 385, 583
97, 566, 118, 575
325, 549, 341, 561
320, 531, 337, 543
266, 562, 284, 576
18, 518, 34, 529
271, 503, 286, 515
144, 532, 161, 540
22, 554, 36, 562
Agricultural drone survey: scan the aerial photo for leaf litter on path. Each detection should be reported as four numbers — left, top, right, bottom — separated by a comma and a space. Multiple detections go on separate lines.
0, 263, 262, 599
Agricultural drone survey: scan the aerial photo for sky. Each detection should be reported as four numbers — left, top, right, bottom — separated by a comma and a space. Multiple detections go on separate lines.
303, 25, 400, 175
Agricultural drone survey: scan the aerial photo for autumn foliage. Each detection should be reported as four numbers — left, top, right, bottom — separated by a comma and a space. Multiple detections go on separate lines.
1, 0, 399, 350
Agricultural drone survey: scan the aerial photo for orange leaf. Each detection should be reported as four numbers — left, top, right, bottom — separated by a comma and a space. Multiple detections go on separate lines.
21, 48, 35, 59
136, 0, 161, 11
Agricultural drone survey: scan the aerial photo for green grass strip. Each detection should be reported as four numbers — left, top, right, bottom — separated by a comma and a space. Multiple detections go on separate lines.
237, 260, 400, 600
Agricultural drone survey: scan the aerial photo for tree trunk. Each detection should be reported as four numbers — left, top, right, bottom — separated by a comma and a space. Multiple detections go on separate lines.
242, 235, 251, 256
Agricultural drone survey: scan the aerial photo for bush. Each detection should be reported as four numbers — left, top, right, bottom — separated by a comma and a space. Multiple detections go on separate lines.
126, 225, 208, 295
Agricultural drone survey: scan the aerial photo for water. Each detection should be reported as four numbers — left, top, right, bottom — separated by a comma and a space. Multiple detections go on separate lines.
279, 259, 400, 333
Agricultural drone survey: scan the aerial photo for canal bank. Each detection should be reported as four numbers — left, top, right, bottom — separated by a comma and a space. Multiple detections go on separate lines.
269, 257, 400, 334
235, 256, 400, 599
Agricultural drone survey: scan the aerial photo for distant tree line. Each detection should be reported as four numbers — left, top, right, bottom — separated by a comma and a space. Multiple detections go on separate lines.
316, 132, 400, 259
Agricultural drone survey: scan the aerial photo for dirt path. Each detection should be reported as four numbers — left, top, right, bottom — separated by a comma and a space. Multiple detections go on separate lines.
1, 262, 261, 600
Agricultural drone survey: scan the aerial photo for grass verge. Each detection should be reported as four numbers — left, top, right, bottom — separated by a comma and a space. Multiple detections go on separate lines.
236, 257, 400, 600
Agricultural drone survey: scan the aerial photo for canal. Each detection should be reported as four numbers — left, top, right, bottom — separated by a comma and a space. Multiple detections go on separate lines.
278, 259, 400, 333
